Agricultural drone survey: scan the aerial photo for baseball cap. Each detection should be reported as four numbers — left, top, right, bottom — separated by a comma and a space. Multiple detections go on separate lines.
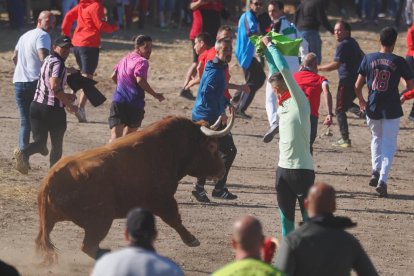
54, 35, 73, 48
126, 208, 156, 241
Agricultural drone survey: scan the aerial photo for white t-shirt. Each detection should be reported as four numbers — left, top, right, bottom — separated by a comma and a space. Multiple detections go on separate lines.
13, 28, 51, 83
91, 247, 184, 276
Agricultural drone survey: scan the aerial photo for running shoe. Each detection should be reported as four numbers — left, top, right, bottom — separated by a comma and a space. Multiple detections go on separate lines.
212, 188, 237, 200
332, 138, 352, 148
375, 181, 388, 198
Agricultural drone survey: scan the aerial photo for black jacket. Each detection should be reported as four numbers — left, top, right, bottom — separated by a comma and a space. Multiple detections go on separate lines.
294, 0, 334, 34
275, 214, 378, 276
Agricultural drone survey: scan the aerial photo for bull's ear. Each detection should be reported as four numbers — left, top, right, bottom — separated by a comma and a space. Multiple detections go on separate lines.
207, 139, 218, 153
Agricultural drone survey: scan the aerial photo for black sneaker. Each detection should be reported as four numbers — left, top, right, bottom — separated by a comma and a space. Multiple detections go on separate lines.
191, 189, 210, 203
375, 181, 388, 198
40, 146, 49, 156
180, 89, 195, 100
235, 111, 252, 120
212, 188, 237, 200
263, 123, 279, 143
369, 171, 379, 187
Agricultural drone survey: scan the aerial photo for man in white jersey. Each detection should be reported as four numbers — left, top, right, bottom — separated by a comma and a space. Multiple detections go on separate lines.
12, 11, 55, 156
263, 0, 308, 143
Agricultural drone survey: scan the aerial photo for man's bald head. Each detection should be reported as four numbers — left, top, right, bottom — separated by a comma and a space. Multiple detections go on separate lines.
306, 183, 336, 217
233, 215, 264, 253
37, 11, 55, 33
303, 52, 318, 70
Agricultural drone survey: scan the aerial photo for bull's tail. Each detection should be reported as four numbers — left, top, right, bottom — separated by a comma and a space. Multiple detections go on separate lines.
35, 185, 58, 265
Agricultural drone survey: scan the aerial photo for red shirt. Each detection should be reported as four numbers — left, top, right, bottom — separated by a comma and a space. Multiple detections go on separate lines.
404, 88, 414, 100
294, 69, 327, 118
202, 47, 231, 100
407, 24, 414, 56
189, 0, 223, 40
62, 0, 118, 48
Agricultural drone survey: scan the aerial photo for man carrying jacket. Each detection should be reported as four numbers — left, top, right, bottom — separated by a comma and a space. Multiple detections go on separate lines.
62, 0, 118, 122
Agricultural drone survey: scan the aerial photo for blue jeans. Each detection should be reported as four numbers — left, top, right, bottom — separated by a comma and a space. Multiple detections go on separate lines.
14, 81, 37, 150
300, 30, 322, 64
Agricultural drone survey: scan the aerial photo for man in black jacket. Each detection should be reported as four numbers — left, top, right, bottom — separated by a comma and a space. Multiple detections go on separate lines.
275, 183, 378, 276
294, 0, 334, 64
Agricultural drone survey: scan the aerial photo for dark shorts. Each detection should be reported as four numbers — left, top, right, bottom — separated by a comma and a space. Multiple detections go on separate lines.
191, 39, 198, 63
73, 47, 100, 75
108, 102, 145, 129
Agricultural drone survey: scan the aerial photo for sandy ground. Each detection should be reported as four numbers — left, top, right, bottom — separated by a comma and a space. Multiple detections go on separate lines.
0, 18, 413, 276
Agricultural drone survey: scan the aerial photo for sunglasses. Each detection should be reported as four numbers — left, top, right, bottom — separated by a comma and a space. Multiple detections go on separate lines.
252, 2, 263, 6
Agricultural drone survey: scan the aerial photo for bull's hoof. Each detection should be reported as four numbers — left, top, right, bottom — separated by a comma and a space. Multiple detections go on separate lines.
184, 237, 200, 247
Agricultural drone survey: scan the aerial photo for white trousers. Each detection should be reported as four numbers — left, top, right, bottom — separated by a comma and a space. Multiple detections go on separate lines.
367, 117, 400, 184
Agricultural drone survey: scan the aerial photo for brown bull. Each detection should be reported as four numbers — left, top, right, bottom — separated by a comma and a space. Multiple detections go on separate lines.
36, 111, 234, 264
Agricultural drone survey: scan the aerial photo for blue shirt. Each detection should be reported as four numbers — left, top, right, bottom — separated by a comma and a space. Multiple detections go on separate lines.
192, 58, 227, 124
358, 52, 414, 119
334, 37, 363, 85
236, 10, 259, 69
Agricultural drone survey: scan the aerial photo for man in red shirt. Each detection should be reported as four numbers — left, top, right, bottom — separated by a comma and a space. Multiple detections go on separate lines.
62, 0, 118, 122
293, 53, 333, 154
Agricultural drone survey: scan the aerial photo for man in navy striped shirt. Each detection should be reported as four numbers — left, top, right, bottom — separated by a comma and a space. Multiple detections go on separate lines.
14, 36, 78, 174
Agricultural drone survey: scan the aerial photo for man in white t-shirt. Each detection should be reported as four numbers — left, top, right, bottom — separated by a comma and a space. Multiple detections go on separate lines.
12, 11, 55, 153
91, 208, 184, 276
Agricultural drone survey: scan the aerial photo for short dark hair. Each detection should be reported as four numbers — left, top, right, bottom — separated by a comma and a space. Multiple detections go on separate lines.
126, 208, 156, 248
195, 32, 214, 48
380, 26, 398, 47
269, 0, 284, 10
268, 72, 287, 90
133, 35, 152, 46
336, 20, 351, 33
217, 25, 233, 34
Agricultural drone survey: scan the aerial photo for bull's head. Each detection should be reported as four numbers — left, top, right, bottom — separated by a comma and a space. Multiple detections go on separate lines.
188, 107, 235, 180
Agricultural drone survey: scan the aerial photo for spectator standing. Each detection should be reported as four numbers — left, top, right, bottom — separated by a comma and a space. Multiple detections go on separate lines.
158, 0, 175, 29
181, 0, 224, 100
12, 11, 55, 157
212, 215, 284, 276
62, 0, 118, 123
275, 183, 378, 276
6, 0, 25, 30
355, 27, 414, 197
108, 35, 164, 143
91, 208, 184, 276
262, 36, 314, 237
14, 36, 78, 174
235, 0, 266, 119
405, 22, 414, 121
263, 0, 309, 143
319, 21, 364, 148
294, 0, 334, 64
191, 39, 238, 202
293, 53, 333, 154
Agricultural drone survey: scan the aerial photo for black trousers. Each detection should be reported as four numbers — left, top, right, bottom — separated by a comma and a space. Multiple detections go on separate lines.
197, 132, 237, 190
240, 58, 266, 112
336, 82, 358, 140
406, 56, 414, 117
24, 102, 67, 167
310, 115, 318, 155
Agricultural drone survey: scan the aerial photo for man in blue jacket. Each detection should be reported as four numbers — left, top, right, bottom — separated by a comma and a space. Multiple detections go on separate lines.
192, 38, 238, 202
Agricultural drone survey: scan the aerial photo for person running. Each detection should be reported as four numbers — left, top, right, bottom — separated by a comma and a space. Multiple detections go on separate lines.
294, 53, 333, 154
319, 20, 364, 148
263, 0, 309, 143
191, 38, 238, 202
355, 26, 414, 197
235, 0, 266, 119
108, 35, 164, 143
405, 22, 414, 121
14, 36, 78, 174
62, 0, 119, 123
262, 36, 314, 237
12, 11, 55, 156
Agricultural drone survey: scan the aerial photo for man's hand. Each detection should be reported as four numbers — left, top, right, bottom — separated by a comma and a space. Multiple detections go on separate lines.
323, 114, 333, 126
66, 104, 78, 114
400, 94, 406, 104
66, 93, 77, 102
155, 93, 165, 102
358, 98, 367, 112
221, 113, 228, 125
261, 36, 272, 46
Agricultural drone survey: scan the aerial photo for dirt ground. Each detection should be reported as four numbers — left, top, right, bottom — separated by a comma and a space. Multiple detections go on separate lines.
0, 18, 413, 276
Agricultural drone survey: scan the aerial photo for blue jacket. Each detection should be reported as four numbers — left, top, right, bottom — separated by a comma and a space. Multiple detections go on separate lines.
236, 10, 259, 69
192, 58, 227, 124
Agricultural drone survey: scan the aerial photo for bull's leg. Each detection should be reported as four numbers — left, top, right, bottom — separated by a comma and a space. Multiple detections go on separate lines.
153, 198, 200, 247
80, 218, 113, 259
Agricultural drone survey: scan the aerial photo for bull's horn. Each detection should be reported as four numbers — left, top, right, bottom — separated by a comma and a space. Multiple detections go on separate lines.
210, 115, 222, 130
200, 106, 235, 137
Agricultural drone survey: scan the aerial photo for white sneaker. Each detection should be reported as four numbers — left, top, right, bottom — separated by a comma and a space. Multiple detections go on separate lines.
75, 107, 87, 123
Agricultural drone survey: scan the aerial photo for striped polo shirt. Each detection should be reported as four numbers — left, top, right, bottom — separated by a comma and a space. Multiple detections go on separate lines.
33, 53, 67, 108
